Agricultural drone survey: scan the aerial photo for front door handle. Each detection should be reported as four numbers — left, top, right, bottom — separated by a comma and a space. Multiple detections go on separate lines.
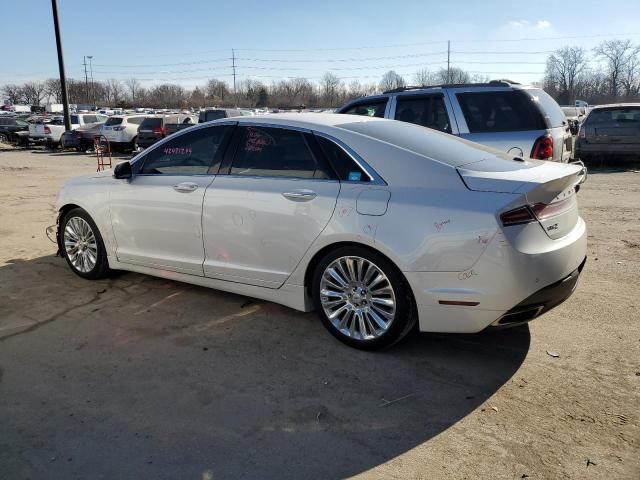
282, 190, 317, 202
173, 182, 199, 193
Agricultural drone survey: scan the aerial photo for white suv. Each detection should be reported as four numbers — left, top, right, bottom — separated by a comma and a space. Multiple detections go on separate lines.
29, 113, 108, 146
99, 115, 147, 151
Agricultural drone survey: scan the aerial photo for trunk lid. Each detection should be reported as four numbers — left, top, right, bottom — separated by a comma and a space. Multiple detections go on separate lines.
457, 157, 584, 239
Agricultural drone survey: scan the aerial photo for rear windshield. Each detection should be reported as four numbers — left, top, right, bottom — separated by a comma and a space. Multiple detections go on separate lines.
140, 118, 162, 129
586, 108, 640, 124
456, 90, 547, 133
200, 110, 226, 122
528, 89, 566, 128
105, 117, 123, 126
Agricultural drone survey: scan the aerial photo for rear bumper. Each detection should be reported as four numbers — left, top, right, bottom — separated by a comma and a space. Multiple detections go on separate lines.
491, 256, 586, 327
137, 136, 162, 148
576, 141, 640, 157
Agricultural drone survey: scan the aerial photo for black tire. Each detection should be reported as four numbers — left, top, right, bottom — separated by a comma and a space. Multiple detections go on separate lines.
312, 246, 417, 351
60, 208, 112, 280
0, 133, 9, 144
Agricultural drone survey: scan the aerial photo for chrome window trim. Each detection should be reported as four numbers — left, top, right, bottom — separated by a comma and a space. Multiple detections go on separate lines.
313, 131, 387, 186
223, 174, 340, 183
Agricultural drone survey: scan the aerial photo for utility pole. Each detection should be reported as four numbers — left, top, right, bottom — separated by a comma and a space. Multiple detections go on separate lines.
83, 56, 89, 104
447, 40, 451, 83
51, 0, 71, 131
231, 48, 237, 104
88, 56, 94, 108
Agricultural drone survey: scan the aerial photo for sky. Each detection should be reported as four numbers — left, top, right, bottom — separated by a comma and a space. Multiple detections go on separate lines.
2, 0, 640, 90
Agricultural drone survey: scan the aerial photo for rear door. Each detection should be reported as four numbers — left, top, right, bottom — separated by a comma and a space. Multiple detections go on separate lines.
584, 107, 640, 145
202, 124, 340, 287
391, 91, 457, 134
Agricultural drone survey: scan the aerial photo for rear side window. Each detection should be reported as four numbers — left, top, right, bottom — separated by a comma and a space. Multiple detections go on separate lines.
105, 117, 123, 126
83, 115, 97, 124
127, 117, 145, 125
586, 108, 640, 124
395, 94, 451, 133
140, 125, 231, 175
456, 90, 546, 133
230, 126, 329, 179
529, 89, 566, 128
341, 101, 387, 118
315, 135, 370, 182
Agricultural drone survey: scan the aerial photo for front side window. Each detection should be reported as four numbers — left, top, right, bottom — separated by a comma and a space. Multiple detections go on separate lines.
341, 101, 387, 118
230, 126, 329, 179
456, 91, 546, 133
395, 95, 451, 133
140, 126, 231, 175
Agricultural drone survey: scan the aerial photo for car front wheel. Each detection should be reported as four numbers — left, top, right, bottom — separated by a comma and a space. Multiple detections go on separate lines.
61, 208, 111, 279
312, 246, 417, 350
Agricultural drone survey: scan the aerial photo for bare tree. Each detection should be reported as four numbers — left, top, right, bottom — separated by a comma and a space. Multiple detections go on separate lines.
545, 46, 588, 104
434, 67, 470, 84
320, 72, 341, 107
594, 39, 637, 98
125, 78, 141, 103
2, 84, 23, 104
105, 79, 125, 105
205, 79, 230, 104
45, 78, 62, 103
379, 70, 406, 91
621, 48, 640, 98
413, 68, 435, 86
21, 81, 47, 105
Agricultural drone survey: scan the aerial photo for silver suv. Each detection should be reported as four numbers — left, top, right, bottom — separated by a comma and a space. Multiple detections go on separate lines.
337, 80, 572, 162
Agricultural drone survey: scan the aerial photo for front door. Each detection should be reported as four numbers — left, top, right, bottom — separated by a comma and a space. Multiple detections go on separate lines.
202, 125, 340, 287
109, 124, 233, 275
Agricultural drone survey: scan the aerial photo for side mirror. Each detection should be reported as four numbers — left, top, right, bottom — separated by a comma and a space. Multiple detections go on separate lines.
113, 161, 132, 180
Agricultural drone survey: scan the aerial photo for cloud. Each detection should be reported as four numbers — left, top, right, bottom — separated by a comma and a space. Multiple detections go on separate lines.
536, 20, 552, 29
506, 20, 552, 29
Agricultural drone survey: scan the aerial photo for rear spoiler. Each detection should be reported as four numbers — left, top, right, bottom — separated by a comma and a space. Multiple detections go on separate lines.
569, 160, 588, 186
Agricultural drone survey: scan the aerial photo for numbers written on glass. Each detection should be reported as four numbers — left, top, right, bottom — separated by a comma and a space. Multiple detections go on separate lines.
163, 146, 193, 155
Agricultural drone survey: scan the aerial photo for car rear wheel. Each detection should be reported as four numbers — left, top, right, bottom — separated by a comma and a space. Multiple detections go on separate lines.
61, 208, 111, 280
0, 133, 9, 143
312, 246, 417, 350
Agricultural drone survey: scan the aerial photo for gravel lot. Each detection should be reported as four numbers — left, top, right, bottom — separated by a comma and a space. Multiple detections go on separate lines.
0, 149, 638, 480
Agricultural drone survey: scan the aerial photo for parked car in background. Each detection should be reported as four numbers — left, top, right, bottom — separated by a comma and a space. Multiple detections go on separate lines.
575, 103, 640, 162
198, 108, 242, 123
99, 115, 147, 151
29, 113, 108, 148
55, 113, 586, 350
137, 114, 197, 149
0, 116, 29, 143
61, 122, 105, 151
561, 106, 587, 135
337, 80, 573, 162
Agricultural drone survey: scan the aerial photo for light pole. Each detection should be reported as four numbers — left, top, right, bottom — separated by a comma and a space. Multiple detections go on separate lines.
51, 0, 70, 131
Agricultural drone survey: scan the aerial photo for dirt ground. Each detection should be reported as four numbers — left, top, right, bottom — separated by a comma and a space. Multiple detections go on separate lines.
0, 149, 638, 480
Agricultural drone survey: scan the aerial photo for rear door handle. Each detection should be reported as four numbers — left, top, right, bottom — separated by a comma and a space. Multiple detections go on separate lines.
173, 182, 199, 193
282, 190, 317, 201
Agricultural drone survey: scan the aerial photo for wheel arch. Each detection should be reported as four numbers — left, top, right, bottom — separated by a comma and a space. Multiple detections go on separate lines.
303, 241, 415, 305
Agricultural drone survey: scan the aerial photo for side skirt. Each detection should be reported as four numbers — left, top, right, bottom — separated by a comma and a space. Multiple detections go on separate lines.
108, 256, 313, 312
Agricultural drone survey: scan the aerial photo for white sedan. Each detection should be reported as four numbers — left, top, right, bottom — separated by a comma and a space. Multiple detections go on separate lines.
55, 114, 587, 350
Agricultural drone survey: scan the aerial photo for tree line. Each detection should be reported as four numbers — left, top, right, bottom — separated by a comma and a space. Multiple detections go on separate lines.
2, 39, 639, 109
543, 39, 640, 105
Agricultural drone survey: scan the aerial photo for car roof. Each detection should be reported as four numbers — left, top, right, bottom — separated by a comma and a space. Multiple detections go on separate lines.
224, 112, 389, 129
590, 103, 640, 109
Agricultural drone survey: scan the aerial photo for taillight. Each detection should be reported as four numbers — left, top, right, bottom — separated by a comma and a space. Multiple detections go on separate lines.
530, 197, 574, 220
501, 197, 574, 227
44, 126, 51, 134
152, 127, 165, 135
113, 126, 125, 131
531, 135, 553, 160
500, 206, 535, 226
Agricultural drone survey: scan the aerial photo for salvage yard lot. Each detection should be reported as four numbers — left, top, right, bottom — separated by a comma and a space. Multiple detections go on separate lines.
0, 150, 638, 479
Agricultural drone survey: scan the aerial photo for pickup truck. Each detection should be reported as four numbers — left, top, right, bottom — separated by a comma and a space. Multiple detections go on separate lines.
29, 113, 108, 147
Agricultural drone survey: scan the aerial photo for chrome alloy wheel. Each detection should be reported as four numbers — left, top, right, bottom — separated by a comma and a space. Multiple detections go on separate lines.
63, 217, 98, 273
319, 256, 397, 341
